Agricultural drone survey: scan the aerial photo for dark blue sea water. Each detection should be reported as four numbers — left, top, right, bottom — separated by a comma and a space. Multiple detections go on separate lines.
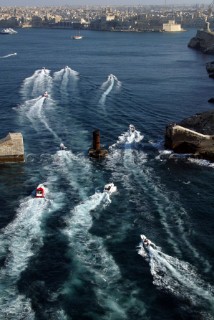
0, 28, 214, 320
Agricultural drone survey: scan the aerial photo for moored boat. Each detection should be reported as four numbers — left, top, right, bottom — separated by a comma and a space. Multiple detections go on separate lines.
0, 28, 17, 34
72, 35, 83, 40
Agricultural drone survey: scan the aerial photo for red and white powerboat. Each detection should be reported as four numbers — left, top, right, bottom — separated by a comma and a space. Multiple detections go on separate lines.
35, 184, 47, 198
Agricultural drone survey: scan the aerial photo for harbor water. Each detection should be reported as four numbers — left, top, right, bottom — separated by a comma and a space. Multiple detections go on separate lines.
0, 28, 214, 320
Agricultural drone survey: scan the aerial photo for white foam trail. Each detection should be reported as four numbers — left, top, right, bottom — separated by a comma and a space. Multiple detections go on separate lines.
109, 129, 212, 271
20, 69, 53, 100
53, 67, 79, 103
110, 128, 144, 149
0, 52, 17, 58
138, 235, 214, 316
153, 141, 214, 167
64, 193, 123, 319
17, 95, 60, 141
52, 150, 92, 200
0, 196, 48, 319
187, 158, 214, 168
0, 181, 65, 319
99, 74, 121, 106
140, 165, 213, 272
62, 192, 126, 319
62, 189, 147, 319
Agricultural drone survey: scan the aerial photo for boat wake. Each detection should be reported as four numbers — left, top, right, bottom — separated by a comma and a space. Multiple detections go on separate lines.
0, 195, 49, 319
155, 143, 214, 169
107, 129, 212, 275
0, 52, 17, 58
52, 150, 92, 201
61, 190, 147, 319
110, 125, 144, 149
99, 74, 121, 106
138, 235, 214, 318
53, 66, 79, 103
16, 94, 60, 141
20, 68, 53, 100
0, 163, 65, 320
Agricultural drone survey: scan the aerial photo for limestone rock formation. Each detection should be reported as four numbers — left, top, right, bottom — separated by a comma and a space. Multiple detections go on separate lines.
188, 22, 214, 54
165, 110, 214, 160
0, 132, 24, 163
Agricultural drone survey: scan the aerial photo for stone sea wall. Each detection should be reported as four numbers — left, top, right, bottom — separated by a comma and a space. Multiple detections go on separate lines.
0, 133, 24, 163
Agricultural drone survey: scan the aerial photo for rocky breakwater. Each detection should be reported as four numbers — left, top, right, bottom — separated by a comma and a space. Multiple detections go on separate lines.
188, 22, 214, 54
165, 110, 214, 161
0, 132, 24, 163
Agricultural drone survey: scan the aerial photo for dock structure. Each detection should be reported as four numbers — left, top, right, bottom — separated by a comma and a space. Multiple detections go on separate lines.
0, 132, 24, 163
88, 129, 108, 158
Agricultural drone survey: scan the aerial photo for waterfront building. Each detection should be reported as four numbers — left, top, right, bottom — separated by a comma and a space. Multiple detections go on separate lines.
163, 19, 183, 32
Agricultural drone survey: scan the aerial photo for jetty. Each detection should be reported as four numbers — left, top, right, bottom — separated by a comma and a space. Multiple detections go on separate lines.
0, 133, 24, 163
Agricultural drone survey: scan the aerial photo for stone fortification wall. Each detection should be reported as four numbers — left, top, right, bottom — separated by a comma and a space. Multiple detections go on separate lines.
163, 21, 182, 32
0, 133, 24, 163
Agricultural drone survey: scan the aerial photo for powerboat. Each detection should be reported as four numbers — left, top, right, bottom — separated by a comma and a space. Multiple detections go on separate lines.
127, 124, 144, 142
35, 184, 47, 198
60, 143, 67, 150
140, 235, 156, 250
0, 28, 11, 34
104, 183, 117, 195
129, 124, 135, 133
43, 91, 48, 98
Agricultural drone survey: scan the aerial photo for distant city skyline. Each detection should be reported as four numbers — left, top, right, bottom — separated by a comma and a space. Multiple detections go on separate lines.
0, 0, 212, 6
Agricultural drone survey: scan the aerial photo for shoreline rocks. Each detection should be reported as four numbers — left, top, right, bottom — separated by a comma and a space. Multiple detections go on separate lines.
165, 110, 214, 161
188, 22, 214, 54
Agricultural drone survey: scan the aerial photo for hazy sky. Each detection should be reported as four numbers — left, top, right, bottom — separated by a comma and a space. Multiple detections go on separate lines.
0, 0, 211, 6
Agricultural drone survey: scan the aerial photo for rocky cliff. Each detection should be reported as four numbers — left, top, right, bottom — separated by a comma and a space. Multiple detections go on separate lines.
188, 24, 214, 54
165, 110, 214, 161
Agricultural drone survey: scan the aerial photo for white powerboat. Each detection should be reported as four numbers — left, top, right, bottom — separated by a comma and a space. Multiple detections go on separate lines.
140, 235, 156, 250
72, 35, 83, 40
43, 91, 48, 98
35, 184, 47, 198
60, 143, 67, 150
127, 124, 143, 142
104, 183, 117, 195
129, 124, 135, 133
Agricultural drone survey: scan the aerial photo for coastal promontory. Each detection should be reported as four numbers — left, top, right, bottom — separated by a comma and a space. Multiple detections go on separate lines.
188, 21, 214, 54
165, 110, 214, 161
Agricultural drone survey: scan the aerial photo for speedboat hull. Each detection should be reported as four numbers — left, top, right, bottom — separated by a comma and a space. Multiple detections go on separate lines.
35, 184, 47, 198
104, 183, 117, 195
